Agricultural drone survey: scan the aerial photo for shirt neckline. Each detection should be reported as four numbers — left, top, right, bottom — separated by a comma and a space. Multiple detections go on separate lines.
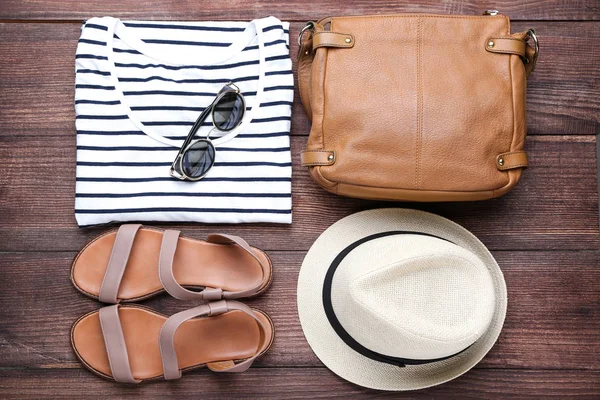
103, 16, 268, 148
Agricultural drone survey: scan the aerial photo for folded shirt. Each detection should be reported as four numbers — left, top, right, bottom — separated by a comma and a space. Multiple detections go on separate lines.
74, 16, 293, 226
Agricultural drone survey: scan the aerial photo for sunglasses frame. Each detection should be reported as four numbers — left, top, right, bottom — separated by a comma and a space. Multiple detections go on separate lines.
170, 82, 245, 181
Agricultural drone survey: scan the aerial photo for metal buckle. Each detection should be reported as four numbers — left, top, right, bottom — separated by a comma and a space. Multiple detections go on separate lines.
525, 28, 539, 72
483, 10, 499, 16
297, 21, 315, 46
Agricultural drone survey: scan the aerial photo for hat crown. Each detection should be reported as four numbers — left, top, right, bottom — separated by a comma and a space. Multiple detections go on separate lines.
331, 234, 496, 360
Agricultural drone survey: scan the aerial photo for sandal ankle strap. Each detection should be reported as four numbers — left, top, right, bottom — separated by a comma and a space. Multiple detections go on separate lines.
159, 300, 269, 380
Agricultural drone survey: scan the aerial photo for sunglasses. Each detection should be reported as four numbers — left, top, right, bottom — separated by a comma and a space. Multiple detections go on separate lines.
170, 82, 245, 181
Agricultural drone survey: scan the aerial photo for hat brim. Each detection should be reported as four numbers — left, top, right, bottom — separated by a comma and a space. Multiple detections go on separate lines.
296, 208, 507, 391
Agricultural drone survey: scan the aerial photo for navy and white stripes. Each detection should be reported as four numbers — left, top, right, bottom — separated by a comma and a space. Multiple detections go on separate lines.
75, 16, 293, 226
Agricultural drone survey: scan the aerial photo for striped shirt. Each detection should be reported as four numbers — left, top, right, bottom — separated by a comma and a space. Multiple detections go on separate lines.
74, 16, 293, 226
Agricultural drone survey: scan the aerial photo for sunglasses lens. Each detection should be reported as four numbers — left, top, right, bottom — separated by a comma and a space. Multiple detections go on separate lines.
182, 140, 215, 179
213, 92, 244, 131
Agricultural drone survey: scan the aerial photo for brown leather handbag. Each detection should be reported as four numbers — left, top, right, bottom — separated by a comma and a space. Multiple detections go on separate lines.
298, 12, 538, 201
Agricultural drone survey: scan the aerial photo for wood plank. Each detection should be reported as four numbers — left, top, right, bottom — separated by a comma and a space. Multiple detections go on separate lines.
0, 135, 597, 252
0, 22, 598, 136
0, 368, 598, 398
1, 251, 598, 370
1, 0, 599, 21
511, 21, 600, 135
0, 1, 598, 398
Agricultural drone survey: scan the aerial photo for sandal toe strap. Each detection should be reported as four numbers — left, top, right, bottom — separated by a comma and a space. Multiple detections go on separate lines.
99, 224, 142, 303
98, 305, 140, 383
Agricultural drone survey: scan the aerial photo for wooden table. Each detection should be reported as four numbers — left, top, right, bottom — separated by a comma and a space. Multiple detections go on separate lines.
1, 1, 598, 398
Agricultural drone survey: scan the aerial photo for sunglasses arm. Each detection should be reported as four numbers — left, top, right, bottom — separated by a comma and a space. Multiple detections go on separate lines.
179, 103, 213, 156
170, 104, 211, 180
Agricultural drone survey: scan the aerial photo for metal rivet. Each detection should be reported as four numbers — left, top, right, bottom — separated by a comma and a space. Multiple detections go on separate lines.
488, 40, 495, 48
498, 158, 504, 166
305, 51, 309, 55
345, 37, 352, 43
328, 154, 334, 161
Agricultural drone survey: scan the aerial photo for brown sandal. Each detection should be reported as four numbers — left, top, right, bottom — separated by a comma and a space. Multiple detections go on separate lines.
71, 300, 274, 383
71, 224, 272, 303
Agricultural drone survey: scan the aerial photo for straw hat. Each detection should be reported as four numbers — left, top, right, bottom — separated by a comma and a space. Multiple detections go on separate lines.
297, 208, 507, 391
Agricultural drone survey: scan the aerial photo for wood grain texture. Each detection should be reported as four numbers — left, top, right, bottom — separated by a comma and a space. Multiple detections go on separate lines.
1, 368, 599, 399
1, 251, 598, 370
1, 0, 599, 21
0, 22, 598, 136
0, 1, 599, 398
0, 135, 597, 252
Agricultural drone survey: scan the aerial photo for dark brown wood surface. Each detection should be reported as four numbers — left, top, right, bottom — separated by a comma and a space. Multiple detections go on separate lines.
1, 0, 599, 21
1, 251, 599, 370
0, 1, 598, 398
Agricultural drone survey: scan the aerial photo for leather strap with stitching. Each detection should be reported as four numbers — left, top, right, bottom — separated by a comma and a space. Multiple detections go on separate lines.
485, 31, 537, 77
312, 31, 354, 50
497, 150, 528, 170
301, 150, 335, 166
159, 300, 269, 380
486, 37, 526, 56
